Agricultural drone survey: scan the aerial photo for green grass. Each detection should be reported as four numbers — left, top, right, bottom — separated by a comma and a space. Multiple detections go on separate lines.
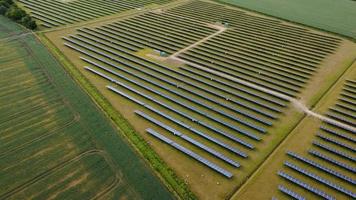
0, 16, 180, 200
217, 0, 356, 39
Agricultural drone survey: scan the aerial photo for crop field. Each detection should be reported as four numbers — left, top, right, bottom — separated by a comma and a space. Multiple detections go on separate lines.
16, 0, 173, 28
0, 16, 174, 200
217, 0, 356, 39
40, 0, 356, 199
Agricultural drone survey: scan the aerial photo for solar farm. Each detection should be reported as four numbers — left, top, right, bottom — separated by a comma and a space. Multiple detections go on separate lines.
2, 0, 356, 199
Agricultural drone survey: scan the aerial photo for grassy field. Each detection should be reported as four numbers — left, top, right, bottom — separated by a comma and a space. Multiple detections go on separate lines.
42, 0, 356, 199
233, 61, 356, 199
216, 0, 356, 39
0, 16, 176, 200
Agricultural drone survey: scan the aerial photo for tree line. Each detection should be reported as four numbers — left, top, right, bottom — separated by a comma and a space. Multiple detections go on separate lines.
0, 0, 37, 30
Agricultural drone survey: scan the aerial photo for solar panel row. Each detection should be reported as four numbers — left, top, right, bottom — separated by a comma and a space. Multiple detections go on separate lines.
339, 97, 356, 107
327, 112, 356, 127
84, 65, 253, 149
63, 38, 261, 140
325, 120, 356, 134
107, 85, 247, 157
335, 102, 356, 113
180, 67, 284, 113
284, 161, 355, 198
329, 107, 355, 121
83, 63, 256, 149
312, 141, 355, 162
278, 171, 335, 200
147, 128, 233, 178
286, 151, 355, 185
278, 185, 305, 200
320, 126, 355, 143
309, 150, 355, 173
135, 110, 240, 168
69, 35, 271, 129
68, 29, 286, 118
316, 133, 355, 152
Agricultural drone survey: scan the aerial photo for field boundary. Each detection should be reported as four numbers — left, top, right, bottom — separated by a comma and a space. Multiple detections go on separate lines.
37, 32, 196, 200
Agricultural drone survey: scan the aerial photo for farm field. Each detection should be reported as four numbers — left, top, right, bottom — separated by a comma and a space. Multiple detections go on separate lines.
217, 0, 356, 39
43, 0, 356, 199
16, 0, 173, 29
0, 16, 174, 200
234, 62, 356, 200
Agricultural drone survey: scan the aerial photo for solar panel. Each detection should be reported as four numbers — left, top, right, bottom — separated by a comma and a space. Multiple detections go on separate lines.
329, 107, 356, 120
80, 56, 261, 141
325, 120, 356, 134
143, 105, 247, 158
278, 185, 305, 200
326, 112, 356, 127
136, 110, 240, 167
107, 86, 247, 157
278, 171, 335, 200
309, 150, 356, 173
313, 141, 355, 162
147, 128, 233, 178
70, 37, 269, 131
336, 103, 356, 113
287, 151, 355, 185
284, 161, 356, 198
316, 133, 355, 152
112, 74, 254, 149
67, 33, 279, 122
66, 41, 256, 148
64, 37, 261, 140
181, 66, 286, 108
320, 126, 355, 143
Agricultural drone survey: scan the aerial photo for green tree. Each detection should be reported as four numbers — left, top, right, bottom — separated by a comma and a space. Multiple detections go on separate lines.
6, 6, 26, 21
26, 19, 37, 30
20, 15, 31, 24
